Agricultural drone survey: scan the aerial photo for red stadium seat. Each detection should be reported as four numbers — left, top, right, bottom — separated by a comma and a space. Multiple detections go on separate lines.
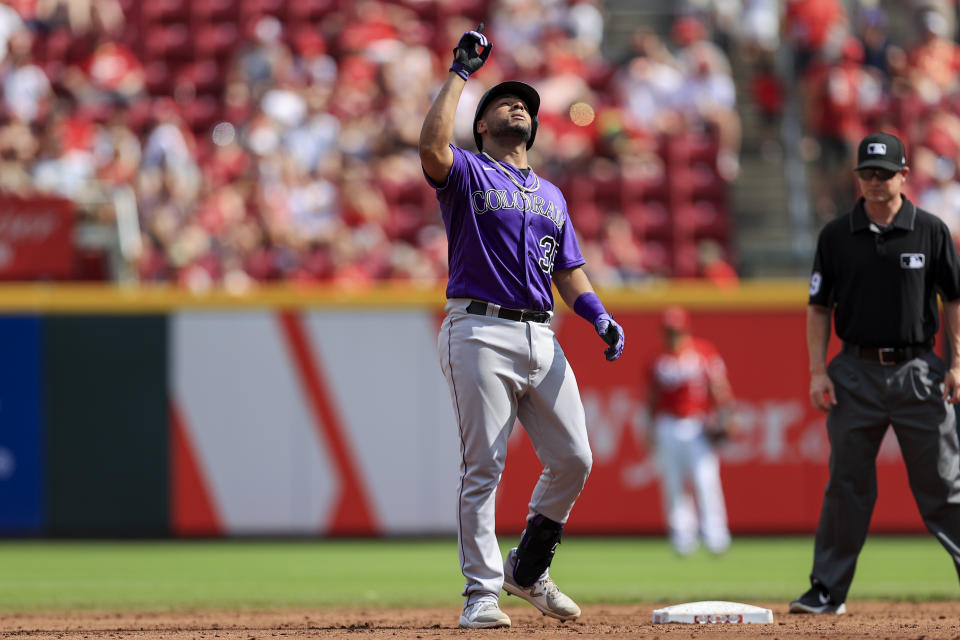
674, 201, 730, 241
624, 201, 671, 240
384, 205, 425, 242
144, 60, 174, 94
191, 0, 237, 22
640, 239, 671, 274
140, 0, 189, 24
666, 132, 719, 166
193, 22, 239, 58
671, 238, 701, 278
621, 165, 669, 205
680, 165, 727, 204
181, 96, 220, 135
592, 167, 621, 211
287, 0, 336, 22
570, 202, 603, 242
240, 0, 285, 19
176, 59, 223, 96
144, 23, 190, 59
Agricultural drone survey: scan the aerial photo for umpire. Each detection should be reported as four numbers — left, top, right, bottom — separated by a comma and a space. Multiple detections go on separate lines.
791, 132, 960, 614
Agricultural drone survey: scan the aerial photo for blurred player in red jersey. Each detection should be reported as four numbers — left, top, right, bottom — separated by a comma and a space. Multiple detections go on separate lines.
644, 306, 736, 555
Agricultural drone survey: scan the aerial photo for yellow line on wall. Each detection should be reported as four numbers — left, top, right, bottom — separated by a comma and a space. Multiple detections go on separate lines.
0, 280, 810, 313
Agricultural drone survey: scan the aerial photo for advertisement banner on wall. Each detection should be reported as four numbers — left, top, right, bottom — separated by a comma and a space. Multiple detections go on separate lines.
0, 195, 75, 280
495, 309, 927, 535
168, 304, 931, 537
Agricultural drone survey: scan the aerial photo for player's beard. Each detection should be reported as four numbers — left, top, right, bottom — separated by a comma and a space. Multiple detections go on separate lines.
488, 118, 531, 147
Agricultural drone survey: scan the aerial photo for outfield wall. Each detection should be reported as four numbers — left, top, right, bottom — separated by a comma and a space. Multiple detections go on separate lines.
0, 282, 933, 537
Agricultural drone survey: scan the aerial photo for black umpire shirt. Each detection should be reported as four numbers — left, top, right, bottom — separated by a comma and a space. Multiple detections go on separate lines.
809, 196, 960, 347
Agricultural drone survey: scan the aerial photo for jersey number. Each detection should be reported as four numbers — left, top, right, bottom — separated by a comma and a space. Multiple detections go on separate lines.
538, 235, 557, 273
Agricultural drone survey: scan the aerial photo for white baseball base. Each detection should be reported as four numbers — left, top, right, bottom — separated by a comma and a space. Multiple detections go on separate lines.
652, 601, 773, 624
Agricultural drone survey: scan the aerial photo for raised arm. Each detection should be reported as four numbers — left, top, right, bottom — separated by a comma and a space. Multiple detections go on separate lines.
419, 73, 466, 184
419, 24, 491, 185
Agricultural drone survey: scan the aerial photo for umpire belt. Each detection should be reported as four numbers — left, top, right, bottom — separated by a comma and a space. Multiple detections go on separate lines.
466, 300, 550, 323
842, 342, 932, 365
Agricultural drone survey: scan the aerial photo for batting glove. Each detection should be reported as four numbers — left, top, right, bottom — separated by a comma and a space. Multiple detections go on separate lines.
450, 23, 491, 80
595, 313, 624, 362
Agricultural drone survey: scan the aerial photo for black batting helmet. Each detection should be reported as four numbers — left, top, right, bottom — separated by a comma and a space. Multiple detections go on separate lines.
473, 80, 540, 151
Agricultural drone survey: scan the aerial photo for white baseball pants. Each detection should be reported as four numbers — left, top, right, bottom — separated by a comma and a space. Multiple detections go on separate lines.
654, 414, 730, 555
438, 299, 592, 604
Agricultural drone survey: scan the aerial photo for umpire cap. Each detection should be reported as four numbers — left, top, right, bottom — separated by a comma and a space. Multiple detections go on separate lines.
473, 81, 540, 151
855, 132, 907, 172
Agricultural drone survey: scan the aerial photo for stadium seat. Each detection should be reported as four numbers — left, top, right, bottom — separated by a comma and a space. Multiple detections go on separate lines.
240, 0, 285, 19
683, 165, 727, 203
144, 60, 174, 95
674, 201, 730, 241
144, 24, 190, 59
640, 239, 671, 274
593, 167, 621, 211
384, 204, 426, 242
193, 23, 239, 58
176, 59, 223, 96
621, 166, 669, 206
625, 201, 671, 240
666, 132, 719, 166
671, 238, 701, 278
191, 0, 237, 22
140, 0, 189, 24
570, 202, 603, 242
288, 0, 336, 22
181, 96, 220, 135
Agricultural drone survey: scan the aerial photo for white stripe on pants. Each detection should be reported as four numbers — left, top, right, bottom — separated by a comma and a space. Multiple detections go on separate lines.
438, 299, 592, 603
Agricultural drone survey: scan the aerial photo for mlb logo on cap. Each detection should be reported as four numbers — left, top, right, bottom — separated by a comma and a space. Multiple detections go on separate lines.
856, 132, 906, 172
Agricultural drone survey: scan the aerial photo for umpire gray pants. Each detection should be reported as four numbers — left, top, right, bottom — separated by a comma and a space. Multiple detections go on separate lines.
812, 350, 960, 603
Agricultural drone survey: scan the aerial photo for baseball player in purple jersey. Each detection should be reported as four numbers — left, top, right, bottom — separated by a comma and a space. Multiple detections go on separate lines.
419, 24, 625, 629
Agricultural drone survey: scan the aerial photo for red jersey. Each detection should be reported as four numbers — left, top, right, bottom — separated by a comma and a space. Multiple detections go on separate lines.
648, 337, 726, 417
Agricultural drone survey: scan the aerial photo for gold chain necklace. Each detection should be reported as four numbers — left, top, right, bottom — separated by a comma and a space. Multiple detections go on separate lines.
482, 151, 540, 193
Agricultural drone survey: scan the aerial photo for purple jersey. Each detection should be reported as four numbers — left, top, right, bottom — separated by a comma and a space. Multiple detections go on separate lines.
426, 145, 585, 311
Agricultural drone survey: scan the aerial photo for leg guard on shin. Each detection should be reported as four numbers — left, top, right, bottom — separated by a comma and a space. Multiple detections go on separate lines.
513, 514, 563, 587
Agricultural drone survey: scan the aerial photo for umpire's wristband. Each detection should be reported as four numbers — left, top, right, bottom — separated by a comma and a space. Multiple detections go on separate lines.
573, 292, 607, 325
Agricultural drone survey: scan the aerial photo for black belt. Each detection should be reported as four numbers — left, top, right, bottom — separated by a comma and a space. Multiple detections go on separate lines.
843, 342, 932, 365
466, 300, 550, 323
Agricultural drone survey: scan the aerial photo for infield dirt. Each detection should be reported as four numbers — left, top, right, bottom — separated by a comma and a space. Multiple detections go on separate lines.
2, 602, 959, 639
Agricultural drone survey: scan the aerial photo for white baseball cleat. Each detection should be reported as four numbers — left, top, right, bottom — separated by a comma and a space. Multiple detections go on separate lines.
502, 548, 581, 621
459, 599, 512, 629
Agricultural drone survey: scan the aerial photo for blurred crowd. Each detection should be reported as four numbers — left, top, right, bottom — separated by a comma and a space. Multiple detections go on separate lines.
786, 0, 960, 239
0, 0, 753, 288
5, 0, 960, 287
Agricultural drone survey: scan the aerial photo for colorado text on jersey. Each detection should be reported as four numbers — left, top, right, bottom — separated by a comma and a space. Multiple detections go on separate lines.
470, 189, 566, 230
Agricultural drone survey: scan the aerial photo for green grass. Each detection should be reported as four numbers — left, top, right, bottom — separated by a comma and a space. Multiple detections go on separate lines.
0, 536, 955, 612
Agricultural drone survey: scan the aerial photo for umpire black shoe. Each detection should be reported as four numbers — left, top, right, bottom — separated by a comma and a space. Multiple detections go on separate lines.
789, 585, 846, 614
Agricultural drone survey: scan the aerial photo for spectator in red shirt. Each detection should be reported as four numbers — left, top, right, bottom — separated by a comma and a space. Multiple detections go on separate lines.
750, 54, 783, 158
63, 27, 144, 108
